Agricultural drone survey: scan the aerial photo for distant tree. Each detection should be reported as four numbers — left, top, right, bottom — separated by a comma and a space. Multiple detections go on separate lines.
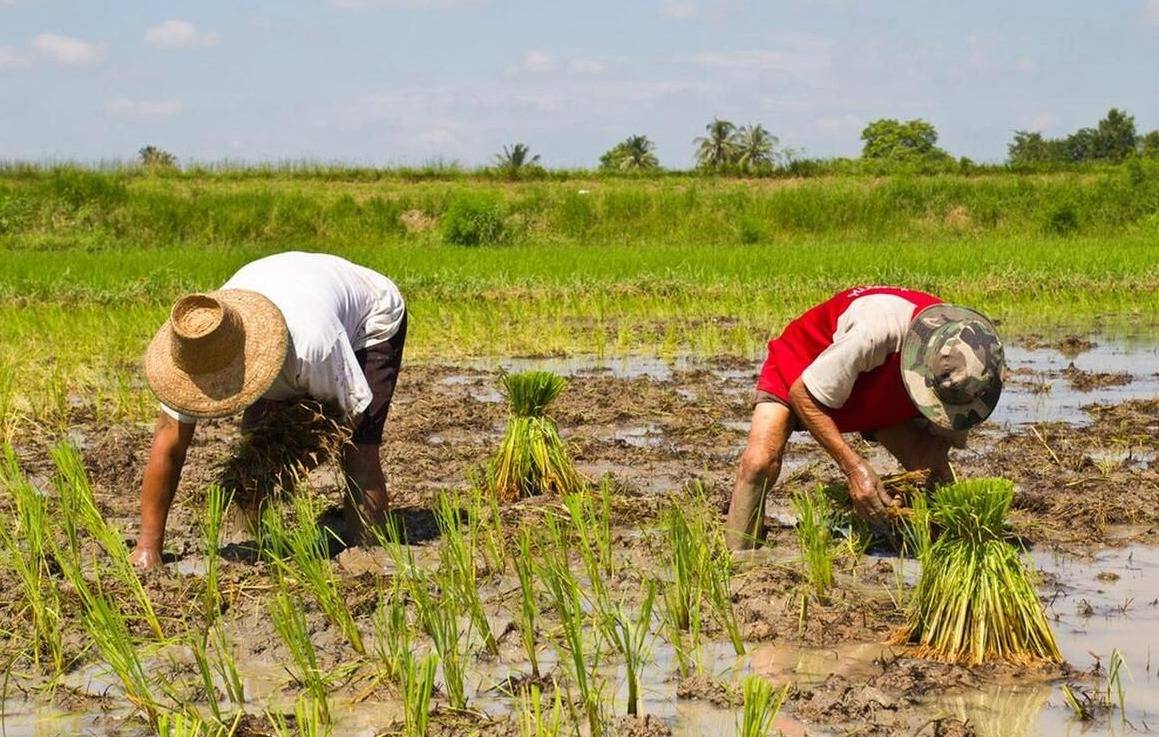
1008, 130, 1052, 164
733, 124, 778, 171
1062, 127, 1099, 163
693, 118, 738, 169
1140, 130, 1159, 160
599, 135, 660, 171
494, 143, 541, 177
1092, 107, 1137, 162
860, 118, 946, 160
138, 145, 177, 169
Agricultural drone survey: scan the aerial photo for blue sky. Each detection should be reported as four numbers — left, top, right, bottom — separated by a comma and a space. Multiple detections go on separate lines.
2, 0, 1158, 167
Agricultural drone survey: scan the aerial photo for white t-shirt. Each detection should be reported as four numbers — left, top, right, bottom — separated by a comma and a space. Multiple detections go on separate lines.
799, 293, 916, 409
162, 251, 405, 424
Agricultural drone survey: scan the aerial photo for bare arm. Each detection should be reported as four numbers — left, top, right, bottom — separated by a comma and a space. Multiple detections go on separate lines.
788, 377, 893, 524
130, 412, 195, 569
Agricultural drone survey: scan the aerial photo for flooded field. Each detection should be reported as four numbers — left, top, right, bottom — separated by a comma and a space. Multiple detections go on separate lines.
2, 332, 1157, 736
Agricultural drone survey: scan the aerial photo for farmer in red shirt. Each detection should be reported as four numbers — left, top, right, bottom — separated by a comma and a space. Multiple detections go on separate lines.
725, 286, 1005, 550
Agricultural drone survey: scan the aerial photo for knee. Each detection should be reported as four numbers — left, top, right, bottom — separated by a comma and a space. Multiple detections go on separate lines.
738, 446, 783, 485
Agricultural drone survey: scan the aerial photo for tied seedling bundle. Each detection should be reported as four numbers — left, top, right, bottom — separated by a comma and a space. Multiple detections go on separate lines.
489, 370, 585, 502
891, 477, 1062, 665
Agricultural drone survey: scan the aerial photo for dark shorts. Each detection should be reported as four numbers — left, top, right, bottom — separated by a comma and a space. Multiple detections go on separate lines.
242, 310, 407, 445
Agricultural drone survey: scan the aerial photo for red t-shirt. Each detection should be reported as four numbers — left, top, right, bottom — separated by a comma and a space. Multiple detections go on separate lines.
756, 286, 943, 433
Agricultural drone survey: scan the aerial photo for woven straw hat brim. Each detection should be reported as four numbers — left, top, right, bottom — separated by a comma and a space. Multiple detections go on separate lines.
144, 289, 289, 420
900, 304, 1004, 431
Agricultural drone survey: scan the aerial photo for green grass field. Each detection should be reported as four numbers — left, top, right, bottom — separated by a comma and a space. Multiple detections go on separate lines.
2, 165, 1158, 433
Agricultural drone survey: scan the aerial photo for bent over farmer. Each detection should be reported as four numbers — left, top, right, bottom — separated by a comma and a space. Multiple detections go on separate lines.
130, 251, 406, 570
725, 286, 1004, 550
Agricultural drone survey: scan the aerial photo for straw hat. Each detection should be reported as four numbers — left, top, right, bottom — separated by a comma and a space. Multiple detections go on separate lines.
901, 304, 1005, 431
144, 290, 288, 419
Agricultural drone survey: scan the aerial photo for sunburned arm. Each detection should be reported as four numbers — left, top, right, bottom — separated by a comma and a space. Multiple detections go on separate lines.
788, 377, 895, 524
130, 412, 195, 570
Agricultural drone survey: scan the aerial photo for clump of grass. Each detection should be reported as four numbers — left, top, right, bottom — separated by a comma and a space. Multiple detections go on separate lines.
0, 446, 65, 674
736, 675, 788, 737
791, 486, 834, 598
489, 371, 585, 502
218, 399, 350, 515
262, 492, 365, 655
891, 477, 1062, 665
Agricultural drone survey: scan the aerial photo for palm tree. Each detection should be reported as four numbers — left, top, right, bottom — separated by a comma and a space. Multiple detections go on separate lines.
734, 124, 778, 171
138, 145, 177, 169
600, 135, 660, 171
693, 119, 737, 168
494, 143, 540, 172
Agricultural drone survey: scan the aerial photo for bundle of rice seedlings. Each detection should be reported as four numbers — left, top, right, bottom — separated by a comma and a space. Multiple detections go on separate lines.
891, 477, 1062, 665
488, 371, 585, 502
218, 399, 351, 516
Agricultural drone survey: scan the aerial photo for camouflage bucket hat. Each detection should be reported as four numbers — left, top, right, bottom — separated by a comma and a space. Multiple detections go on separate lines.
901, 304, 1005, 431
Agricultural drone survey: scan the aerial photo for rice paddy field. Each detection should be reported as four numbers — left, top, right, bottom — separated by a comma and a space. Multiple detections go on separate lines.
1, 164, 1159, 736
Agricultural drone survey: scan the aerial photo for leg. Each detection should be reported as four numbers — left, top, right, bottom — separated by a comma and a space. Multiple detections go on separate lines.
343, 443, 389, 544
872, 420, 955, 484
725, 401, 795, 550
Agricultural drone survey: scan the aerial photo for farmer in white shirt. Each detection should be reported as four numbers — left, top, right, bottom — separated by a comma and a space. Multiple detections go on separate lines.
130, 252, 407, 570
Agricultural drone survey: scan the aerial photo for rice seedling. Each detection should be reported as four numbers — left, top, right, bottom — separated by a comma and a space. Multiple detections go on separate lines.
269, 589, 331, 722
465, 480, 508, 575
0, 446, 65, 674
218, 399, 350, 517
400, 652, 438, 737
891, 477, 1062, 665
433, 490, 498, 655
268, 695, 332, 737
370, 587, 413, 685
736, 675, 788, 737
518, 683, 564, 737
190, 621, 246, 720
538, 517, 604, 737
791, 486, 834, 598
594, 581, 656, 716
201, 484, 230, 623
79, 589, 161, 725
410, 572, 468, 710
489, 371, 585, 502
155, 711, 236, 737
262, 492, 364, 655
52, 442, 163, 639
512, 527, 542, 680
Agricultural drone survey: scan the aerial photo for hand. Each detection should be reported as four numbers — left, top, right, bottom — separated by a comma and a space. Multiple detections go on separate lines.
845, 461, 897, 526
129, 545, 162, 571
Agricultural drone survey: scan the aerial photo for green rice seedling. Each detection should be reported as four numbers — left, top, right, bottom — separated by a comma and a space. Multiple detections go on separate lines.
659, 503, 700, 633
0, 446, 65, 673
263, 492, 364, 655
518, 683, 564, 737
268, 695, 331, 737
80, 590, 161, 725
400, 652, 438, 737
736, 675, 788, 737
903, 490, 933, 563
594, 581, 656, 716
1106, 648, 1130, 721
410, 573, 468, 710
512, 527, 542, 680
704, 545, 745, 657
538, 518, 603, 737
155, 711, 236, 737
489, 371, 585, 502
52, 442, 164, 638
433, 490, 498, 655
563, 482, 616, 601
891, 477, 1062, 665
791, 486, 834, 598
467, 480, 507, 576
269, 589, 331, 722
190, 622, 246, 717
202, 484, 230, 623
370, 587, 413, 685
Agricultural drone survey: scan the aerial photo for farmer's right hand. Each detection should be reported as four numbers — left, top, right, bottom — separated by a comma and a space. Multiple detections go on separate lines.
846, 461, 894, 525
129, 545, 162, 571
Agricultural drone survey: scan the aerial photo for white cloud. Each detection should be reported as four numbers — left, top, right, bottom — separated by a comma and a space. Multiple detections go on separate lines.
31, 33, 106, 66
1145, 0, 1159, 24
521, 50, 556, 74
106, 99, 184, 119
692, 46, 832, 76
0, 47, 32, 70
145, 20, 220, 49
568, 58, 606, 75
659, 1, 699, 19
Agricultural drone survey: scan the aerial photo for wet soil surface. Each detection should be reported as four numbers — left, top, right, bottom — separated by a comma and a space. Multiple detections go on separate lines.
4, 340, 1159, 736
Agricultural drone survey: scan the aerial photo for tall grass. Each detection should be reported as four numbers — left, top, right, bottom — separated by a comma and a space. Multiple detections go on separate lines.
892, 478, 1062, 665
